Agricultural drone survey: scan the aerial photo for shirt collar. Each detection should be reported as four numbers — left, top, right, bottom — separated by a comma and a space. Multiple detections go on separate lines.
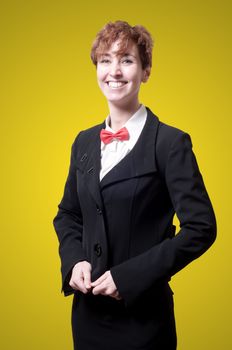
102, 104, 147, 149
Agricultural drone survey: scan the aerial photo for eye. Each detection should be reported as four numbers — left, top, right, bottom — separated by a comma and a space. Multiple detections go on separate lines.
121, 58, 133, 64
99, 58, 111, 64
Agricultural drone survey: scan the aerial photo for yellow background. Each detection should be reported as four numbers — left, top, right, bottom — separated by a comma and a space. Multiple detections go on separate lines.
1, 0, 231, 349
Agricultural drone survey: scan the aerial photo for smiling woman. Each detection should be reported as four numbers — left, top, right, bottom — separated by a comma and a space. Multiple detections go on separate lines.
53, 20, 216, 350
91, 21, 152, 128
96, 40, 150, 113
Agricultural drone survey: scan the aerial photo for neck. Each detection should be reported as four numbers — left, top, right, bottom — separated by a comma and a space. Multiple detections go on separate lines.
108, 100, 141, 131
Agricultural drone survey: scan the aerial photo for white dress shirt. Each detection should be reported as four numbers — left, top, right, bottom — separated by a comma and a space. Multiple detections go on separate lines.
100, 104, 147, 181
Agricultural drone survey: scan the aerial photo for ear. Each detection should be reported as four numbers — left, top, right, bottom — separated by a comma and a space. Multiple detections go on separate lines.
142, 67, 151, 83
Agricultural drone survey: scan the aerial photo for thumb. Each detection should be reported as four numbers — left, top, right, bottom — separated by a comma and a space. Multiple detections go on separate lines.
83, 267, 92, 289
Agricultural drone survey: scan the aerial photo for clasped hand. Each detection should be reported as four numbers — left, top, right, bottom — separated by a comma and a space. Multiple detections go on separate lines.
69, 261, 122, 300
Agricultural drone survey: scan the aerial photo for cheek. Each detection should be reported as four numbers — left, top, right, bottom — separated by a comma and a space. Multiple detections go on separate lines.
96, 73, 102, 84
126, 68, 143, 84
96, 74, 107, 94
129, 76, 143, 89
97, 67, 107, 82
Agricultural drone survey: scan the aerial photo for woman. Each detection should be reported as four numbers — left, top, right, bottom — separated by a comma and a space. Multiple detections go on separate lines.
53, 21, 216, 350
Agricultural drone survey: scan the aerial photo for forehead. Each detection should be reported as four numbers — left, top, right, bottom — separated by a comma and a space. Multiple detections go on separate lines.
100, 40, 139, 57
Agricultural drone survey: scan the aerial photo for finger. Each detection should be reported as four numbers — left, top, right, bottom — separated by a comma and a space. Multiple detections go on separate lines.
91, 272, 108, 287
92, 285, 102, 295
82, 263, 91, 284
77, 273, 90, 293
92, 283, 107, 295
92, 279, 116, 296
83, 270, 92, 290
70, 275, 88, 294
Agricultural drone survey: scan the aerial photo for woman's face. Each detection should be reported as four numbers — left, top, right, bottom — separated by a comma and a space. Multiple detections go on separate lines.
96, 40, 149, 108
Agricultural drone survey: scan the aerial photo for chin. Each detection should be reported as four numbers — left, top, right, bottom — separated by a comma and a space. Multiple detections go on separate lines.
105, 92, 130, 102
106, 96, 127, 104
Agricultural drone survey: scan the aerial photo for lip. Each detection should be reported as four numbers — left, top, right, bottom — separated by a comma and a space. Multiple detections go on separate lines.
106, 81, 128, 89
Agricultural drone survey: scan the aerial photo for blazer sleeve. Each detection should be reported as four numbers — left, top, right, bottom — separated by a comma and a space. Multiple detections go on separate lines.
110, 132, 217, 306
53, 133, 87, 296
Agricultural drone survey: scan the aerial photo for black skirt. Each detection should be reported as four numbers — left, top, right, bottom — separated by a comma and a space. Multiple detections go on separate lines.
71, 284, 177, 350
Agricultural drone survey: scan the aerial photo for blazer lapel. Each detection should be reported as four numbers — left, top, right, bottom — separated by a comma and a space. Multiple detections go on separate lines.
100, 107, 160, 188
77, 123, 104, 210
76, 107, 160, 205
132, 107, 159, 176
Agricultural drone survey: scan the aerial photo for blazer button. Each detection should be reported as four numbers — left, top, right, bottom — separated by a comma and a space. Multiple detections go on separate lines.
96, 206, 102, 215
94, 243, 102, 257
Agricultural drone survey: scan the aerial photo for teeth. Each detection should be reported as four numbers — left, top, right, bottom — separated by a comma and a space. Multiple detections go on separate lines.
108, 81, 127, 88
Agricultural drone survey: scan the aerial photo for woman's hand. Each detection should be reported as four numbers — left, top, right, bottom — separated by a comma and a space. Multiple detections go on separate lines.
91, 270, 122, 300
69, 261, 92, 294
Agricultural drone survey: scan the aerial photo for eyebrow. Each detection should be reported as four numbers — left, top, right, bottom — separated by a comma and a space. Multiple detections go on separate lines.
100, 53, 136, 58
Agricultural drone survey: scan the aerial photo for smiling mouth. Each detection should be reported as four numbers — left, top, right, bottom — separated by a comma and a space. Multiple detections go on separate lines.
106, 81, 128, 88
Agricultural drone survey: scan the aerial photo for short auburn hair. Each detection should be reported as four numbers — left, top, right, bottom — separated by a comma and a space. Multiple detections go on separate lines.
90, 21, 154, 69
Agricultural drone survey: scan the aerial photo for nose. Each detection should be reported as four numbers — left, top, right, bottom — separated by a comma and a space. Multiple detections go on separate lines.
109, 61, 122, 77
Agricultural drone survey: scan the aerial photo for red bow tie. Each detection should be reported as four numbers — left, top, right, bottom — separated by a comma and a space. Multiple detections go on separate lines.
100, 127, 129, 144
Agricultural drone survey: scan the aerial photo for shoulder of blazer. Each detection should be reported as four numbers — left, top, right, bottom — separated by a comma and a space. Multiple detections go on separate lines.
146, 107, 188, 147
157, 120, 189, 148
155, 118, 191, 179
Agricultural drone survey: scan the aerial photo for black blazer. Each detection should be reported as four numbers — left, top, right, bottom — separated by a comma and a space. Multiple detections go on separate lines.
53, 107, 216, 307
